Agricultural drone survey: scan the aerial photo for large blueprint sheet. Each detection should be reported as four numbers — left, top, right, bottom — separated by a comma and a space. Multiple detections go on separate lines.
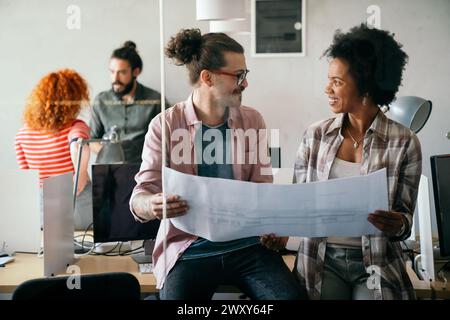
164, 167, 386, 241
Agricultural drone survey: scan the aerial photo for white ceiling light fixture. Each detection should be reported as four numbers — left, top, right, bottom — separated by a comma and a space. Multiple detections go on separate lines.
196, 0, 246, 21
208, 0, 250, 34
209, 19, 250, 34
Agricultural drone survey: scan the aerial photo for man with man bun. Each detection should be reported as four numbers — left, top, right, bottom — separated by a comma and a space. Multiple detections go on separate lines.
90, 41, 164, 163
130, 29, 306, 300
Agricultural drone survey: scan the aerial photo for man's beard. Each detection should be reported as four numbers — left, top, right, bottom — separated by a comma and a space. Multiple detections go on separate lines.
112, 77, 135, 99
230, 86, 245, 106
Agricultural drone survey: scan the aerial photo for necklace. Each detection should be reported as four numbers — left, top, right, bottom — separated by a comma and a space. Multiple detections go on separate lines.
345, 109, 379, 149
346, 128, 364, 149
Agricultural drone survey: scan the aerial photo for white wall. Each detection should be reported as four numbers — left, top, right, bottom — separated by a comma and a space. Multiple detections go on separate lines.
1, 0, 449, 234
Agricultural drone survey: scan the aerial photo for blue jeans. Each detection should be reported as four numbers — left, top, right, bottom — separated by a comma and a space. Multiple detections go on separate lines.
160, 244, 307, 300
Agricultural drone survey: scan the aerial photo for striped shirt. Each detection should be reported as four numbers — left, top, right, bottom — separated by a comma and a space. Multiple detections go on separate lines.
292, 111, 421, 300
15, 120, 90, 186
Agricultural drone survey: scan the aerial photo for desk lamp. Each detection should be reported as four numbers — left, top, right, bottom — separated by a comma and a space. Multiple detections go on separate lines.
73, 125, 125, 208
385, 96, 432, 133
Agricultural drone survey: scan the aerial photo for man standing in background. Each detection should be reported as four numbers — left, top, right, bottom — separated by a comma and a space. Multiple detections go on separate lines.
90, 41, 165, 163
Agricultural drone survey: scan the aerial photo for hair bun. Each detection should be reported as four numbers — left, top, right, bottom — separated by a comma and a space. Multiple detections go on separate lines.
123, 41, 137, 51
165, 29, 202, 65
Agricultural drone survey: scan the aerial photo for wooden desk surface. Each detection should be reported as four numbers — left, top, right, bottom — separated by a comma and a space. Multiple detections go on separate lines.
0, 253, 295, 294
0, 253, 157, 293
405, 263, 450, 299
2, 253, 448, 299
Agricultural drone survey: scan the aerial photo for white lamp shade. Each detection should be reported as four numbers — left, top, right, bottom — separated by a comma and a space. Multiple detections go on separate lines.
196, 0, 246, 21
209, 19, 250, 34
387, 96, 432, 133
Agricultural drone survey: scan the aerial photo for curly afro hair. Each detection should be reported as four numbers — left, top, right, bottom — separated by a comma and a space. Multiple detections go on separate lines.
23, 69, 89, 132
323, 24, 408, 106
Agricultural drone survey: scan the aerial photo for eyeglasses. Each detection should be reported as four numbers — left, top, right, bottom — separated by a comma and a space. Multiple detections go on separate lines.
212, 69, 250, 86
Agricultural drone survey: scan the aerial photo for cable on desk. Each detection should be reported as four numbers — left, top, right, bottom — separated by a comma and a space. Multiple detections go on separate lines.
100, 242, 145, 256
89, 242, 121, 255
73, 224, 147, 257
73, 222, 95, 258
402, 240, 420, 275
122, 247, 145, 256
81, 222, 93, 252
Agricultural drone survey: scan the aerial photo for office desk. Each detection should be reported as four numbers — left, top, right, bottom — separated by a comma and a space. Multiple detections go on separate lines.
405, 263, 450, 299
0, 253, 157, 294
2, 253, 448, 299
0, 253, 296, 294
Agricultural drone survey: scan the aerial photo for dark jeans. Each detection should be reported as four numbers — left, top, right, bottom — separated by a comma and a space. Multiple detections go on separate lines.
160, 244, 307, 300
321, 246, 374, 300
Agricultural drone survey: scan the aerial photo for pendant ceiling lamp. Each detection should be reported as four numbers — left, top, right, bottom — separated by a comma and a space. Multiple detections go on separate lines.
209, 19, 250, 34
196, 0, 246, 21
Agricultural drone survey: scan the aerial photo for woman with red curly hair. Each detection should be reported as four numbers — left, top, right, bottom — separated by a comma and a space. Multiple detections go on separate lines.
15, 69, 91, 227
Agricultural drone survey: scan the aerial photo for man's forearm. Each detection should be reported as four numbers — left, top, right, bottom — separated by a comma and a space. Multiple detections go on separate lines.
132, 192, 156, 221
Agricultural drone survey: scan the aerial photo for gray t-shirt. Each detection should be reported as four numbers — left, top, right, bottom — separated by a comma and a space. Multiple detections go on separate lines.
196, 123, 234, 179
180, 122, 259, 260
90, 82, 162, 163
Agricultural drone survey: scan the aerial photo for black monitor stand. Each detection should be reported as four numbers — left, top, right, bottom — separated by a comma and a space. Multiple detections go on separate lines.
131, 239, 155, 264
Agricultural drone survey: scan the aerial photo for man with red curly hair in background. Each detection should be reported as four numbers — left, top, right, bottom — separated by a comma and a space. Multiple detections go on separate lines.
15, 69, 91, 228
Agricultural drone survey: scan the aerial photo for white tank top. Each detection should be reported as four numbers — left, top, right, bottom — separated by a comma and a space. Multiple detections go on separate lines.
327, 157, 363, 248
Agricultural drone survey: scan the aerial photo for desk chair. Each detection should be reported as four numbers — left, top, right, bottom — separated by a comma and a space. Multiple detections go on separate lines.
12, 272, 140, 300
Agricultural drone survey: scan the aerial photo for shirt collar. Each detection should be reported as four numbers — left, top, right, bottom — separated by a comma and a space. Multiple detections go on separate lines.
368, 109, 389, 142
133, 81, 143, 100
325, 110, 388, 142
325, 113, 345, 136
184, 93, 238, 128
184, 94, 200, 126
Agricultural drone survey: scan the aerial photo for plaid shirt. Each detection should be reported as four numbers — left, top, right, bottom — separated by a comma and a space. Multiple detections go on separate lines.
293, 111, 421, 300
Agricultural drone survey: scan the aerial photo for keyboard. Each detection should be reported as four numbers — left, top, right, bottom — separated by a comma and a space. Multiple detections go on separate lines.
139, 263, 153, 274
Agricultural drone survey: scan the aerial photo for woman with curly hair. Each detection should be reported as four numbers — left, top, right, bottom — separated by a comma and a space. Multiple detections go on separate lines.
15, 69, 91, 227
266, 24, 421, 300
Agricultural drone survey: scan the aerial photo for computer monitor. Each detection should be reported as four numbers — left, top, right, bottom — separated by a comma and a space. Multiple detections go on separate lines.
91, 163, 160, 244
430, 154, 450, 257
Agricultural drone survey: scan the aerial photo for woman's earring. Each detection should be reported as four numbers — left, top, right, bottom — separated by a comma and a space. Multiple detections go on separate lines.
362, 96, 367, 106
